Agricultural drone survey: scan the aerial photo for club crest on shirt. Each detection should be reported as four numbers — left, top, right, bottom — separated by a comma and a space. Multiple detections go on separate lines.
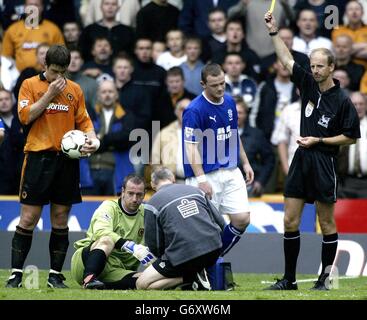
228, 109, 233, 121
318, 114, 331, 128
185, 127, 194, 138
305, 101, 314, 117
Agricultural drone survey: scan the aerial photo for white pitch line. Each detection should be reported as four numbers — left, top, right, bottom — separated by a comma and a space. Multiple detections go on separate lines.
261, 276, 358, 284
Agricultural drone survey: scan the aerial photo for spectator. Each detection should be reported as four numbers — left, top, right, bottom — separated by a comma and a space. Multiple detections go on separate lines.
0, 89, 24, 195
333, 69, 352, 96
67, 48, 98, 111
80, 0, 140, 28
152, 41, 166, 64
151, 98, 191, 182
82, 80, 135, 195
180, 37, 205, 96
156, 29, 187, 71
203, 8, 227, 60
178, 0, 238, 38
136, 0, 179, 42
211, 19, 261, 82
63, 21, 82, 49
166, 67, 196, 109
333, 34, 365, 91
133, 38, 174, 128
113, 54, 152, 132
223, 52, 257, 109
13, 43, 50, 101
1, 0, 64, 90
271, 99, 301, 176
79, 0, 135, 62
292, 9, 332, 56
331, 0, 367, 70
293, 0, 347, 38
338, 91, 367, 198
236, 97, 275, 197
250, 59, 298, 141
228, 0, 294, 58
82, 37, 114, 81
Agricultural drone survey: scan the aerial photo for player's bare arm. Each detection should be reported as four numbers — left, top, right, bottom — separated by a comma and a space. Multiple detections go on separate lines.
184, 141, 213, 199
239, 138, 254, 185
264, 11, 295, 74
27, 76, 67, 124
296, 134, 357, 148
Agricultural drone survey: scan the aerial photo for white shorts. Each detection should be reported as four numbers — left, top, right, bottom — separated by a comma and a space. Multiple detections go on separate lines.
185, 167, 250, 215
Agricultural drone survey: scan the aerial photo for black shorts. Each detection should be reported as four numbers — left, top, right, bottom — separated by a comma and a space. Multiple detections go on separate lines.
153, 249, 221, 280
19, 151, 82, 206
284, 147, 338, 204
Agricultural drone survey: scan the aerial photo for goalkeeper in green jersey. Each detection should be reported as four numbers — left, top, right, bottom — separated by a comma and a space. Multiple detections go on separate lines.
70, 175, 156, 289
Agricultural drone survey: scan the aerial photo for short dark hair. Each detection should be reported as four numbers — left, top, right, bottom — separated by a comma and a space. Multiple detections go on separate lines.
208, 7, 227, 18
201, 63, 223, 83
167, 66, 184, 79
122, 174, 146, 190
112, 52, 134, 68
45, 45, 71, 68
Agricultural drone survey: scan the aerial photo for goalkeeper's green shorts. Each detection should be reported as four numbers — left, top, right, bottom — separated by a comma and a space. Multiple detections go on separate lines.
71, 246, 135, 285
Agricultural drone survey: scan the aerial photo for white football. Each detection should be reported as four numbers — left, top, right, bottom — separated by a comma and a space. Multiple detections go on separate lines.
61, 130, 87, 159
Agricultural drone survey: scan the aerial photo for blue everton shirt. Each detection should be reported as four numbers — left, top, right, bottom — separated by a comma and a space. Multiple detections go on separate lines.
182, 93, 240, 178
0, 118, 4, 130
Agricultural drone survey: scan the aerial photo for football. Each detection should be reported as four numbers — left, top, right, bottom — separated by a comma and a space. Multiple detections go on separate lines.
61, 130, 87, 159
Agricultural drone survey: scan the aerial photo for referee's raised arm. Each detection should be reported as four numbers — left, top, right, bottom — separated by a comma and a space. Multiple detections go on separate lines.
264, 11, 295, 74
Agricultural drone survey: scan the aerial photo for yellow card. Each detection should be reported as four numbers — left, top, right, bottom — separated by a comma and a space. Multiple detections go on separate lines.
269, 0, 276, 13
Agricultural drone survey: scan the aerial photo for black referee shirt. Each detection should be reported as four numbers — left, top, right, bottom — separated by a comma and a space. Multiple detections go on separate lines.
292, 63, 361, 156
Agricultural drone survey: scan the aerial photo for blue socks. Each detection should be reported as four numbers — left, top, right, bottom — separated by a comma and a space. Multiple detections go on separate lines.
221, 224, 244, 256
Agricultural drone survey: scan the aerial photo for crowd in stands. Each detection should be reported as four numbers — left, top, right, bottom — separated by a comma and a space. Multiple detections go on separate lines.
1, 0, 367, 198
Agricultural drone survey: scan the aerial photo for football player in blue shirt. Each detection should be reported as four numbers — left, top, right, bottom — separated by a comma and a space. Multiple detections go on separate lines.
182, 63, 254, 256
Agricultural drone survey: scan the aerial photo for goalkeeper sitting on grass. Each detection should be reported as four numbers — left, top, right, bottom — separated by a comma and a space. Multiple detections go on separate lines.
70, 174, 155, 290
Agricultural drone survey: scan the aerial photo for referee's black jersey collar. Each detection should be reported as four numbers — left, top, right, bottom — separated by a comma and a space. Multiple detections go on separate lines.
318, 78, 340, 95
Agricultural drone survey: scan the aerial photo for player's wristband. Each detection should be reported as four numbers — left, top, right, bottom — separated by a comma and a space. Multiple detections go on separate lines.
196, 175, 207, 183
319, 137, 324, 144
269, 31, 278, 36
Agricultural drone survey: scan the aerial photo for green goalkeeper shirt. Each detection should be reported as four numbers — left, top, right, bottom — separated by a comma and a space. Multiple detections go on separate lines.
74, 198, 145, 271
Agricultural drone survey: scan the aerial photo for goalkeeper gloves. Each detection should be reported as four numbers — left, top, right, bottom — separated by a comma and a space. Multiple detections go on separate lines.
122, 241, 156, 266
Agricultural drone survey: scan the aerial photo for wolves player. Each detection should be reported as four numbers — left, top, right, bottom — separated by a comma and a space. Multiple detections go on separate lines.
264, 11, 360, 290
182, 63, 254, 256
71, 175, 154, 290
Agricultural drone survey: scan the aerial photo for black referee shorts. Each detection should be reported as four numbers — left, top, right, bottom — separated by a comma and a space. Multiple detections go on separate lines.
284, 147, 338, 204
19, 151, 82, 206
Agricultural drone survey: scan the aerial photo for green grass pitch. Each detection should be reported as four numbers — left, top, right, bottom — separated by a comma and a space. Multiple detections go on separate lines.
0, 270, 366, 300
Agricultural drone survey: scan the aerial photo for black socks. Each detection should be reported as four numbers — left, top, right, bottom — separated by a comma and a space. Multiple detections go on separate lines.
283, 230, 300, 283
320, 233, 338, 278
11, 226, 33, 270
49, 227, 69, 272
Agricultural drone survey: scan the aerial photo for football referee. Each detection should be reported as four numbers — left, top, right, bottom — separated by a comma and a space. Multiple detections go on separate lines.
264, 11, 361, 290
